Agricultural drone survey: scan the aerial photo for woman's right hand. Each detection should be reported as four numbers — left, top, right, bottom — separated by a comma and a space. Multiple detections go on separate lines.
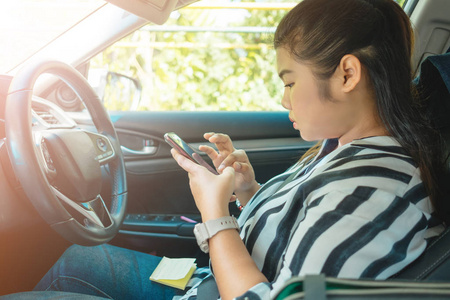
199, 132, 261, 205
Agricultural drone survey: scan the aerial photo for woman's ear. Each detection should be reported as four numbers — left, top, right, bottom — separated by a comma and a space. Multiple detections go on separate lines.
338, 54, 362, 93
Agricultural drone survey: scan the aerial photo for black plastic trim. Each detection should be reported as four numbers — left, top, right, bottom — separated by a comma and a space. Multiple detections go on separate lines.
121, 214, 199, 237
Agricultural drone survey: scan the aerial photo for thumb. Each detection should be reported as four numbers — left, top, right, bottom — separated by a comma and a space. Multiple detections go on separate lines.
233, 162, 249, 174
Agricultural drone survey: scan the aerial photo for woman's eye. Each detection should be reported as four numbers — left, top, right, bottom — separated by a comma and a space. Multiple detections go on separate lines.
284, 83, 294, 88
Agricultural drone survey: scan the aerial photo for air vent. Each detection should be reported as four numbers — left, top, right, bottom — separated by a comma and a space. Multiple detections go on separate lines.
31, 97, 77, 129
34, 109, 60, 125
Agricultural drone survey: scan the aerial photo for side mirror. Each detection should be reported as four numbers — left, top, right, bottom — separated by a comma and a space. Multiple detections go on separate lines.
89, 69, 142, 111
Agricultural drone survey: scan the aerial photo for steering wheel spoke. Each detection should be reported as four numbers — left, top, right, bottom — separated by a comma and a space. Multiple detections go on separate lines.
52, 187, 113, 229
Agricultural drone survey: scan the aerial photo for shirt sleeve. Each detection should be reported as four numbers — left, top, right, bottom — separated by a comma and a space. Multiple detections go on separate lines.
233, 186, 430, 300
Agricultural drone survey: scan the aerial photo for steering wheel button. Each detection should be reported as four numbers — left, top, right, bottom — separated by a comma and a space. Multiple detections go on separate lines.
96, 138, 108, 152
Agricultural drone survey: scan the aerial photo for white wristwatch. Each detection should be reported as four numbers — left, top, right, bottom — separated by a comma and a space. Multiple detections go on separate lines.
193, 216, 240, 253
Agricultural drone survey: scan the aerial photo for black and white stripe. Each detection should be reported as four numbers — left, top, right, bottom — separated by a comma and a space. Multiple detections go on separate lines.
177, 136, 442, 300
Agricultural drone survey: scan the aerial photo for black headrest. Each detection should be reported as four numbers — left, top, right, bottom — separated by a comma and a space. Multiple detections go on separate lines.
414, 51, 450, 130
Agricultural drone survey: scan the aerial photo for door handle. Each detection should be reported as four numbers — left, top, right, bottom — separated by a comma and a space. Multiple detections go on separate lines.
120, 145, 157, 156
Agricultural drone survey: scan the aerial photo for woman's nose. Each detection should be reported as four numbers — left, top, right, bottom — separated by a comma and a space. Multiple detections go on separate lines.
281, 90, 291, 110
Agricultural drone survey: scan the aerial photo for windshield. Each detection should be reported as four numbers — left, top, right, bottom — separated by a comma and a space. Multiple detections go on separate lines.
0, 0, 408, 76
0, 0, 106, 74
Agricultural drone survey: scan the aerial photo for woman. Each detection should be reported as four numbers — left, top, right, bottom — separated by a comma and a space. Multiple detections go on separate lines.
34, 0, 446, 299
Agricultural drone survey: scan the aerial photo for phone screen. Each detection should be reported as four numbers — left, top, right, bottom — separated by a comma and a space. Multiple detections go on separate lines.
164, 132, 218, 174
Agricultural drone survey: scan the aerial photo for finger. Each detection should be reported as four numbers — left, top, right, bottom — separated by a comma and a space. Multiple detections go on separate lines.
208, 133, 231, 144
217, 151, 246, 172
208, 133, 235, 152
199, 145, 224, 169
203, 132, 216, 140
233, 161, 250, 174
221, 166, 235, 180
217, 154, 239, 172
171, 148, 201, 173
199, 145, 220, 161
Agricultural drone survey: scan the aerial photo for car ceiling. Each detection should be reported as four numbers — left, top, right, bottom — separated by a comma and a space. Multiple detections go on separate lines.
408, 0, 450, 71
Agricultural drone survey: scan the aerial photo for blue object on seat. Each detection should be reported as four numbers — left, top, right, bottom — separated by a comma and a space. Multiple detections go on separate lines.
425, 51, 450, 92
0, 291, 108, 300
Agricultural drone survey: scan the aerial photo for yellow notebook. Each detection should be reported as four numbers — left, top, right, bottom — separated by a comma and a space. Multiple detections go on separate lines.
150, 257, 197, 290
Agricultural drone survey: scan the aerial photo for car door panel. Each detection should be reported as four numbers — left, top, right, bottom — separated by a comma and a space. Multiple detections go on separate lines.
75, 110, 314, 257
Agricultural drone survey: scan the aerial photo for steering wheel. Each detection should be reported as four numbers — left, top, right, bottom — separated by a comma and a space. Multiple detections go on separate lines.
4, 60, 127, 246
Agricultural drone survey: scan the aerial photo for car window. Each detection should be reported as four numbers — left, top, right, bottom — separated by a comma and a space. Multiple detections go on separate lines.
89, 0, 407, 112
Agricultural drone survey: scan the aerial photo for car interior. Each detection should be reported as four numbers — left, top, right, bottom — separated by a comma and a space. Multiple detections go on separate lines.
1, 0, 450, 299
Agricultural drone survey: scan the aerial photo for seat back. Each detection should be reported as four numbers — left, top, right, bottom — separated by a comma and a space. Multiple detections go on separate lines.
394, 49, 450, 281
394, 227, 450, 280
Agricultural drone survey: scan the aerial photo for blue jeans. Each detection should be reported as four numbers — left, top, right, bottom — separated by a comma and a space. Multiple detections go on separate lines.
34, 244, 180, 300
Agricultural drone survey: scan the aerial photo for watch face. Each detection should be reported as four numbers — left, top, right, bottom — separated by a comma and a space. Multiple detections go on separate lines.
194, 224, 210, 253
193, 223, 202, 238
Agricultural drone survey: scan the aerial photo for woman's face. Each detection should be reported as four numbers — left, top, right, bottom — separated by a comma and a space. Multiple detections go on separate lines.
276, 47, 360, 142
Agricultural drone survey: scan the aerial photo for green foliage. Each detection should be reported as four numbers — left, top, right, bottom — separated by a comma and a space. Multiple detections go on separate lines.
395, 0, 406, 7
91, 0, 408, 111
91, 2, 288, 111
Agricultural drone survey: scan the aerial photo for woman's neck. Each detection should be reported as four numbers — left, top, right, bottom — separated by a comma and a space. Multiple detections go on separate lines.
337, 107, 389, 148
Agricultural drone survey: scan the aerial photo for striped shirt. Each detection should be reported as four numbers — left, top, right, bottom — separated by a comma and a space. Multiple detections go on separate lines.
177, 136, 443, 300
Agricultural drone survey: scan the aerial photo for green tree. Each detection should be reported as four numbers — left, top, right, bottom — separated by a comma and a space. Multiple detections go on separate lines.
91, 1, 290, 111
91, 0, 409, 111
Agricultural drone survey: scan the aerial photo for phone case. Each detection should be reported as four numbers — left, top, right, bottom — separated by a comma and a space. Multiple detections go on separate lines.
164, 132, 218, 175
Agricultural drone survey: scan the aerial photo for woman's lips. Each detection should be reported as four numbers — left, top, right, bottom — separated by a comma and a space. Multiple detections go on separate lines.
289, 116, 298, 130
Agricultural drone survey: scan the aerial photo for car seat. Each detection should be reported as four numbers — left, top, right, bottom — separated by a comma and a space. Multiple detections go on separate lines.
393, 48, 450, 281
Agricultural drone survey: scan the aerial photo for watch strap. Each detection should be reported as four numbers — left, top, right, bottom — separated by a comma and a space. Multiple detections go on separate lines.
194, 216, 239, 253
204, 216, 239, 237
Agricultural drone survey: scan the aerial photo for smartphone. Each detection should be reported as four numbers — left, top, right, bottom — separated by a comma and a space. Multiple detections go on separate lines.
164, 132, 219, 175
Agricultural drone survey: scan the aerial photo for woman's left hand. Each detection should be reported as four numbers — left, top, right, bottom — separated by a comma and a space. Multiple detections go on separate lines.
171, 148, 235, 222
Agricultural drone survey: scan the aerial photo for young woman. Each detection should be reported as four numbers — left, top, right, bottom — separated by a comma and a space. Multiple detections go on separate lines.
34, 0, 446, 299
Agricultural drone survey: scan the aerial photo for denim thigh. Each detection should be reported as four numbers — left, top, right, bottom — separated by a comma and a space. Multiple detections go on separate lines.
34, 244, 179, 300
